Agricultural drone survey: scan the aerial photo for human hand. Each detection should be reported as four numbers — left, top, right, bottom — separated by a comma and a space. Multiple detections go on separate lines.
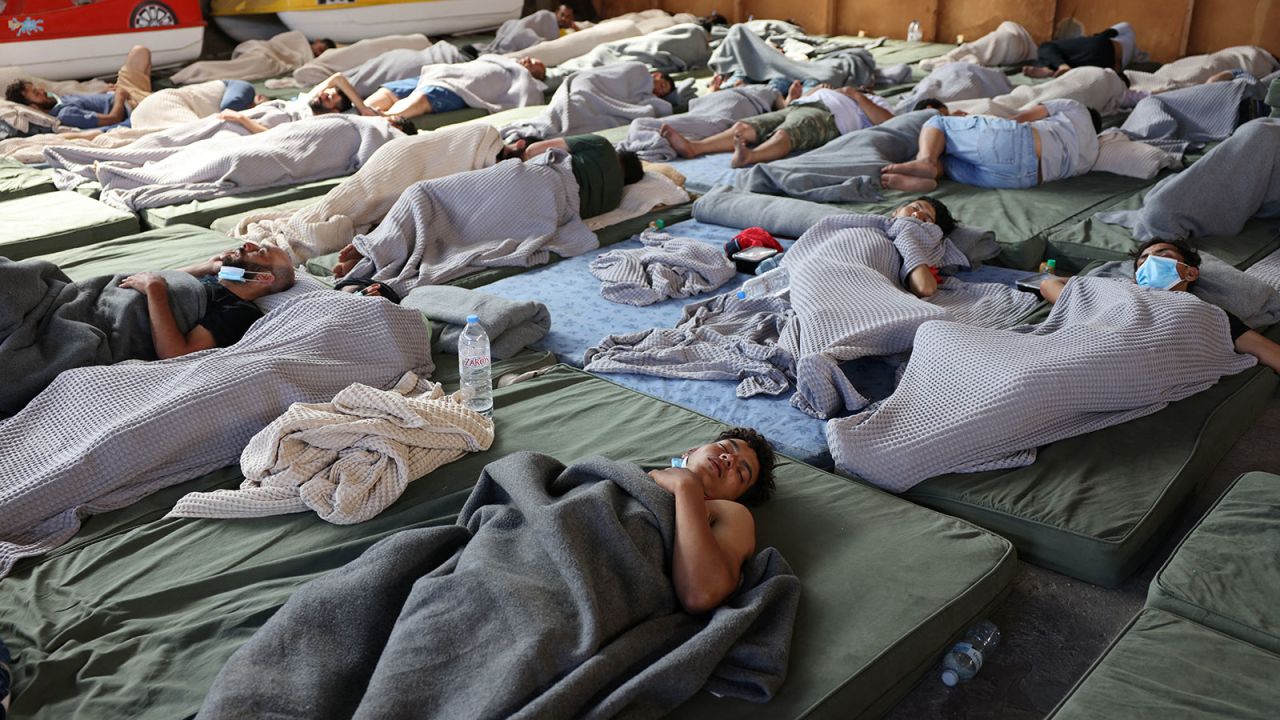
648, 467, 700, 494
951, 109, 968, 117
119, 272, 166, 294
218, 109, 246, 123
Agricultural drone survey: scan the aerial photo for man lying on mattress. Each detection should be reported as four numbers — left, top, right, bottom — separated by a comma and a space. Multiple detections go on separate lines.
0, 242, 296, 415
662, 81, 895, 167
1041, 238, 1280, 372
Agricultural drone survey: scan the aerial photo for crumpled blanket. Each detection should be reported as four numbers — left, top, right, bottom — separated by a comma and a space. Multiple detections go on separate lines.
401, 285, 551, 360
45, 113, 398, 211
590, 227, 737, 306
1125, 45, 1280, 94
231, 123, 503, 263
344, 42, 469, 97
508, 10, 696, 66
735, 109, 936, 202
1091, 128, 1182, 179
619, 85, 777, 161
1096, 118, 1280, 240
947, 66, 1128, 117
195, 451, 800, 719
291, 34, 434, 88
893, 63, 1013, 114
710, 24, 876, 89
173, 31, 314, 84
347, 150, 598, 297
166, 374, 493, 524
828, 278, 1257, 492
0, 291, 434, 578
479, 9, 559, 54
502, 61, 672, 142
919, 21, 1037, 71
0, 260, 206, 416
1088, 252, 1280, 328
415, 55, 546, 114
1118, 75, 1265, 154
547, 23, 711, 87
128, 81, 229, 130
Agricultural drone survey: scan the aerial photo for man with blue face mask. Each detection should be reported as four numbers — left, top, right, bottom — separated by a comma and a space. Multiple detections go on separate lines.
1039, 238, 1280, 373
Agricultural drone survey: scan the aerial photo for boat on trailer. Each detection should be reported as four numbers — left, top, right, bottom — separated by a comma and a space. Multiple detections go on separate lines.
211, 0, 520, 44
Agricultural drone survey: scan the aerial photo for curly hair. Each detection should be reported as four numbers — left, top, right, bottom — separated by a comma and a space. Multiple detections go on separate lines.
718, 427, 777, 506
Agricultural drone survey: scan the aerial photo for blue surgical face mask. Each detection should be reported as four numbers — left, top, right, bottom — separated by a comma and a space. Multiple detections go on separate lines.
218, 266, 267, 283
1135, 254, 1184, 290
670, 456, 687, 468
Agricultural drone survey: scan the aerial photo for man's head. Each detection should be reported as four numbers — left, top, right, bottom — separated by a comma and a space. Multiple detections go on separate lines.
651, 71, 674, 99
698, 11, 729, 32
893, 195, 955, 235
1111, 67, 1132, 89
1131, 238, 1201, 291
1087, 106, 1103, 133
218, 241, 296, 297
913, 98, 948, 114
308, 86, 353, 115
517, 56, 547, 81
618, 149, 643, 184
5, 80, 55, 111
679, 427, 777, 506
556, 4, 575, 28
310, 38, 336, 57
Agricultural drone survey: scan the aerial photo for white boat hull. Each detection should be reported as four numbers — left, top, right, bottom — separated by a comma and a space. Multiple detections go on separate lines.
213, 14, 292, 43
0, 26, 203, 80
278, 0, 520, 42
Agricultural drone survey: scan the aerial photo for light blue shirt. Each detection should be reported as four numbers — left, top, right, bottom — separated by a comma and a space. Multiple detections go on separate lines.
1031, 99, 1099, 182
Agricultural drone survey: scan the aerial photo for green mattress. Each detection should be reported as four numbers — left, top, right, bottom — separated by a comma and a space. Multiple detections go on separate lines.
139, 176, 347, 229
36, 223, 237, 280
1147, 471, 1280, 654
0, 157, 54, 200
0, 190, 138, 259
1048, 608, 1280, 720
0, 365, 1015, 720
902, 355, 1279, 588
409, 106, 489, 132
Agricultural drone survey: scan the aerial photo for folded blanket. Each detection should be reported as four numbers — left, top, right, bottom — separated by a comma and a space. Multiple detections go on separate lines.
0, 292, 434, 578
292, 34, 433, 88
893, 63, 1013, 114
828, 278, 1257, 491
590, 228, 736, 306
501, 61, 672, 142
344, 42, 469, 97
167, 374, 492, 524
0, 260, 206, 415
402, 285, 551, 360
128, 80, 229, 130
232, 123, 504, 263
710, 24, 876, 89
506, 11, 694, 66
1088, 252, 1280, 328
1125, 45, 1280, 94
1118, 75, 1264, 154
619, 85, 777, 162
196, 451, 799, 719
417, 55, 545, 114
46, 113, 398, 211
479, 9, 559, 54
947, 66, 1128, 117
547, 23, 711, 86
735, 109, 937, 202
919, 21, 1037, 71
1096, 118, 1280, 240
347, 151, 597, 297
173, 31, 314, 84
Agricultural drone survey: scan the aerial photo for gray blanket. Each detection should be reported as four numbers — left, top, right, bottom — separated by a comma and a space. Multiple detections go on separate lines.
893, 64, 1014, 114
1096, 118, 1280, 240
619, 85, 777, 162
479, 9, 559, 54
828, 278, 1257, 491
0, 292, 434, 578
709, 24, 875, 89
0, 260, 206, 416
402, 285, 551, 360
501, 61, 673, 142
547, 23, 711, 87
45, 114, 398, 211
734, 110, 937, 202
345, 43, 469, 97
196, 452, 800, 719
348, 151, 598, 297
590, 227, 737, 306
1118, 75, 1264, 154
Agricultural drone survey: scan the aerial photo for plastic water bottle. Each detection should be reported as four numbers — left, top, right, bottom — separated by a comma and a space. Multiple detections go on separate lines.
940, 620, 1001, 686
907, 20, 923, 43
458, 314, 493, 416
737, 266, 790, 298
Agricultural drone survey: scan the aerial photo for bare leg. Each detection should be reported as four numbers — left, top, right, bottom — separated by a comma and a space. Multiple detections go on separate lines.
732, 127, 792, 167
365, 88, 398, 112
331, 244, 365, 278
122, 45, 152, 77
385, 91, 432, 119
709, 73, 725, 91
783, 80, 803, 106
1021, 65, 1055, 78
662, 121, 757, 158
882, 126, 945, 179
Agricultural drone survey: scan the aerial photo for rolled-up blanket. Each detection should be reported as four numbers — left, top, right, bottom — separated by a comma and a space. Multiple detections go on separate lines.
402, 285, 552, 360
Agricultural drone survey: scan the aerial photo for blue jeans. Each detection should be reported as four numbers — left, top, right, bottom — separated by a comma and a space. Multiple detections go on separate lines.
381, 80, 468, 113
924, 114, 1039, 189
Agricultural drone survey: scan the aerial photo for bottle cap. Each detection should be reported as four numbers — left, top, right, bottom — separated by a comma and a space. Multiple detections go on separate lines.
941, 669, 959, 687
1047, 259, 1056, 268
466, 314, 480, 324
655, 219, 665, 230
736, 290, 746, 300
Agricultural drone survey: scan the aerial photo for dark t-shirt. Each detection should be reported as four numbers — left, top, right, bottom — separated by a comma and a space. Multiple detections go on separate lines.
1225, 311, 1251, 342
197, 276, 264, 347
1034, 34, 1116, 70
564, 134, 623, 219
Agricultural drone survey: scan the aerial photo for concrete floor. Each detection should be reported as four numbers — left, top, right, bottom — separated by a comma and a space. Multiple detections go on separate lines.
887, 383, 1280, 719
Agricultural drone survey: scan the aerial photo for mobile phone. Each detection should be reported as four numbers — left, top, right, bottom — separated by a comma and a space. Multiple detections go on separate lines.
1016, 272, 1053, 294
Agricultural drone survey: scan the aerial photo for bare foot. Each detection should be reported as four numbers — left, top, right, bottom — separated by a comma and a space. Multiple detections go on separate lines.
881, 171, 938, 192
332, 244, 364, 278
730, 131, 753, 168
786, 79, 803, 104
1022, 65, 1053, 78
709, 73, 724, 91
881, 158, 940, 179
660, 124, 695, 158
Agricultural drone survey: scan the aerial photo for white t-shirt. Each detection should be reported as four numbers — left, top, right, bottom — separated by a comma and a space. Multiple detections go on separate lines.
792, 89, 893, 135
1031, 98, 1100, 182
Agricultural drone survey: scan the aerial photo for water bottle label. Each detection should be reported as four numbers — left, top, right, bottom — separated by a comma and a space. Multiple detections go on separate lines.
954, 642, 983, 671
461, 356, 490, 369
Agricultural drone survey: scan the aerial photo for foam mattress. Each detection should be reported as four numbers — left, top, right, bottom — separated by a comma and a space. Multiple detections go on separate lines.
0, 157, 54, 200
0, 190, 139, 259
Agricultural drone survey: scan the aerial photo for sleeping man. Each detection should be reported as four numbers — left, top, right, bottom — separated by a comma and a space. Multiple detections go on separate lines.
0, 242, 296, 415
881, 98, 1100, 191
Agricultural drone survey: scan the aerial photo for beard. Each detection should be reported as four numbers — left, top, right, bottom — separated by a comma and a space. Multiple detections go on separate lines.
35, 96, 56, 111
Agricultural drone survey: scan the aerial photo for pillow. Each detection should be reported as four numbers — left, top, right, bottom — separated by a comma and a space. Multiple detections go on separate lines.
253, 267, 334, 313
1092, 128, 1181, 180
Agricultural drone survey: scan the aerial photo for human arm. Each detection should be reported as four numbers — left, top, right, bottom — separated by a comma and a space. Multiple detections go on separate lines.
176, 252, 226, 278
840, 88, 894, 125
1235, 330, 1280, 374
649, 467, 756, 614
521, 137, 568, 159
119, 273, 218, 359
218, 109, 270, 134
98, 89, 129, 126
906, 264, 938, 298
1036, 42, 1072, 76
1039, 276, 1068, 303
321, 73, 381, 116
1011, 104, 1051, 123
